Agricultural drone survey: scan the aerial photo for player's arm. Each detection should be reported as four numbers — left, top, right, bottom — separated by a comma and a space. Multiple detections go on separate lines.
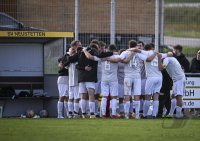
122, 52, 134, 63
106, 56, 121, 63
146, 51, 158, 62
82, 48, 95, 60
127, 48, 141, 53
97, 52, 113, 58
82, 48, 101, 62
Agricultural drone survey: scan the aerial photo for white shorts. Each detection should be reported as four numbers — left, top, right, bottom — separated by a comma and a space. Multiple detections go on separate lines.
79, 82, 96, 94
101, 81, 118, 97
145, 77, 162, 95
173, 78, 186, 96
95, 81, 101, 94
118, 83, 124, 98
124, 78, 141, 96
141, 79, 146, 95
58, 84, 69, 97
57, 76, 69, 84
69, 86, 79, 99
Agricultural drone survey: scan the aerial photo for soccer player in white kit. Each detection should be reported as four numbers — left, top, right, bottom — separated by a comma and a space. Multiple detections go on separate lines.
67, 40, 82, 118
57, 54, 69, 118
136, 44, 165, 118
121, 40, 157, 119
83, 44, 121, 118
158, 55, 185, 118
100, 44, 121, 118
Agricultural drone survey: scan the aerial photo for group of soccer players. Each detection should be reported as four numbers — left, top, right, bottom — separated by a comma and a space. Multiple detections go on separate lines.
57, 39, 186, 119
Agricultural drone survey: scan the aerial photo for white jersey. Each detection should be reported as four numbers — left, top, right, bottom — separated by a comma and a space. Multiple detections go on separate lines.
120, 51, 147, 79
118, 62, 125, 85
68, 62, 78, 86
101, 54, 119, 82
141, 50, 163, 78
163, 57, 185, 82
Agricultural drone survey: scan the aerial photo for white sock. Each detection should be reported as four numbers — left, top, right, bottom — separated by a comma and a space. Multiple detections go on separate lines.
135, 101, 140, 116
129, 102, 133, 113
169, 98, 176, 115
176, 106, 182, 117
101, 98, 107, 116
143, 100, 150, 117
68, 101, 73, 113
64, 101, 68, 117
95, 100, 99, 115
89, 101, 95, 114
119, 103, 124, 113
124, 101, 130, 116
152, 100, 159, 117
81, 99, 87, 114
57, 101, 63, 117
111, 99, 117, 116
74, 102, 79, 114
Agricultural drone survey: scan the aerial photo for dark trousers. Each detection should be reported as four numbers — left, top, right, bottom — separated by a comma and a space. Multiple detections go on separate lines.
158, 90, 171, 117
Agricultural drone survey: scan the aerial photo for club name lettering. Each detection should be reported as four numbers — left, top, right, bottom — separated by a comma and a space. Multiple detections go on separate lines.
7, 31, 45, 37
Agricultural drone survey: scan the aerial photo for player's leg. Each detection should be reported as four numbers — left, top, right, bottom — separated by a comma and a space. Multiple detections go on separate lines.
175, 78, 185, 118
118, 83, 124, 117
143, 78, 154, 118
63, 76, 69, 117
57, 83, 68, 118
152, 77, 162, 118
110, 81, 118, 118
133, 78, 141, 119
73, 85, 80, 118
64, 96, 69, 117
140, 79, 146, 115
68, 86, 74, 118
79, 82, 87, 118
94, 81, 101, 117
86, 82, 96, 118
124, 78, 132, 119
101, 81, 109, 117
57, 96, 64, 118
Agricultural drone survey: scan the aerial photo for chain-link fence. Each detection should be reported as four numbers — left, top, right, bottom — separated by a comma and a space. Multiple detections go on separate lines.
1, 0, 200, 71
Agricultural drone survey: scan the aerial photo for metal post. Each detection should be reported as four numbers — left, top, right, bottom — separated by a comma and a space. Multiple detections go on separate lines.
110, 0, 116, 44
64, 37, 66, 54
75, 0, 79, 40
155, 0, 159, 51
160, 0, 165, 46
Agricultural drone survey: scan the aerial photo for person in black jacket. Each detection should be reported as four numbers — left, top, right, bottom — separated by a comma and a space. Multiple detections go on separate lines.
64, 42, 113, 118
57, 52, 70, 118
190, 50, 200, 73
173, 45, 190, 72
157, 69, 173, 118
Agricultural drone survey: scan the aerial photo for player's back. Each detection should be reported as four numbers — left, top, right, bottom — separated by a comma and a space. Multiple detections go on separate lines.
142, 50, 162, 78
101, 54, 119, 82
164, 57, 185, 82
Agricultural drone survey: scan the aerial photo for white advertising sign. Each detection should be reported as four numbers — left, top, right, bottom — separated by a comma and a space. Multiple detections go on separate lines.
185, 77, 200, 87
183, 100, 200, 108
184, 88, 200, 99
184, 77, 200, 108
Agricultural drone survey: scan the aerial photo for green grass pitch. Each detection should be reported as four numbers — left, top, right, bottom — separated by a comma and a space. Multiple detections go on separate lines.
0, 118, 199, 141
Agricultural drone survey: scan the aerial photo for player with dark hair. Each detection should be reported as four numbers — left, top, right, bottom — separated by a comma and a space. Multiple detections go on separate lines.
57, 53, 69, 118
158, 55, 186, 118
173, 45, 190, 72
